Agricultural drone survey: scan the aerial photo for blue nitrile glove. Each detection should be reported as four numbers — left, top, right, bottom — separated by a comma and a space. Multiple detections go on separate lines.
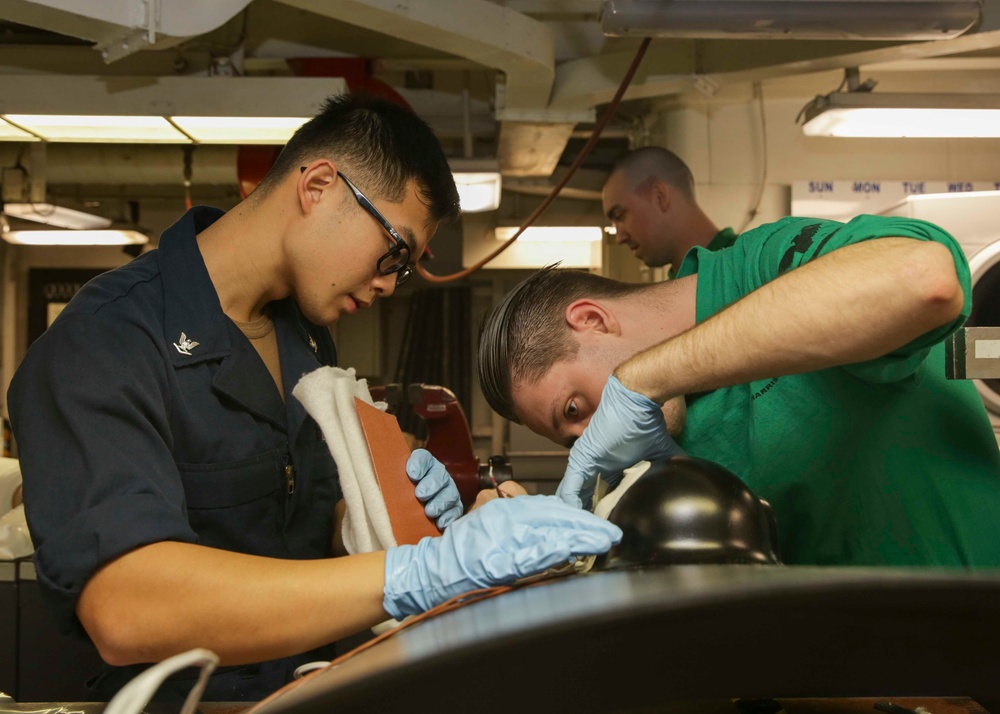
382, 494, 622, 619
556, 374, 685, 509
406, 448, 464, 530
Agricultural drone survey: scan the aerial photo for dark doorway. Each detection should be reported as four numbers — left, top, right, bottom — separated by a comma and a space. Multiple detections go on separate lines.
27, 268, 107, 347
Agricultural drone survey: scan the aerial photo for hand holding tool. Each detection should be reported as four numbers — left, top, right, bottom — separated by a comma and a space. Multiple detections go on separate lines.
382, 495, 623, 619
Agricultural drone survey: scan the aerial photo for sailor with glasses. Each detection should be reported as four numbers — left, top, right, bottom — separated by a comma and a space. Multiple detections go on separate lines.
7, 93, 620, 701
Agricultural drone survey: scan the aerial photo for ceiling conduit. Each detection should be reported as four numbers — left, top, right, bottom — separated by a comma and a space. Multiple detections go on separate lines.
551, 0, 997, 110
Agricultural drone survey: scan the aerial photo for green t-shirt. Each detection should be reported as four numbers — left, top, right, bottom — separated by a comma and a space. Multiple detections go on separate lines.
674, 215, 1000, 567
667, 227, 738, 279
707, 226, 738, 252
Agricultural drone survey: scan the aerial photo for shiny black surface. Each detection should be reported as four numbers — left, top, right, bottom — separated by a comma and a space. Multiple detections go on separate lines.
599, 456, 781, 569
257, 565, 1000, 714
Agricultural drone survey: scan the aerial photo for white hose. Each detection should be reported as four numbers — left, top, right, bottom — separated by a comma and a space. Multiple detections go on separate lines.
102, 649, 219, 714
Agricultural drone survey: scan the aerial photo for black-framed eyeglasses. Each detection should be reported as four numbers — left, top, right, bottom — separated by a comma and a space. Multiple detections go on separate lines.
300, 166, 412, 286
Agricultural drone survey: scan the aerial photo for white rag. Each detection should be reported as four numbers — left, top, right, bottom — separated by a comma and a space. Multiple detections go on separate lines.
292, 366, 396, 554
593, 461, 652, 520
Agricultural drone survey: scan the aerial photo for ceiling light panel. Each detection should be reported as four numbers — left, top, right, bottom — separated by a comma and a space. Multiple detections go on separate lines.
454, 172, 502, 213
3, 203, 112, 230
2, 115, 189, 143
801, 93, 1000, 138
0, 119, 38, 141
2, 229, 149, 246
804, 108, 1000, 138
0, 76, 346, 144
169, 116, 311, 144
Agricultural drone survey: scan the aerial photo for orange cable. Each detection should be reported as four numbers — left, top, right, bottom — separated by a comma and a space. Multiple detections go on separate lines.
416, 37, 652, 283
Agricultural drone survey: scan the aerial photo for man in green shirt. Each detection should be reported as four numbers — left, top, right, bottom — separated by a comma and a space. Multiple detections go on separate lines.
603, 146, 737, 276
478, 214, 1000, 566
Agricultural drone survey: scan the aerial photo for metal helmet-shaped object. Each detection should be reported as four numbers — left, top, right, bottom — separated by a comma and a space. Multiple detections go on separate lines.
597, 456, 782, 570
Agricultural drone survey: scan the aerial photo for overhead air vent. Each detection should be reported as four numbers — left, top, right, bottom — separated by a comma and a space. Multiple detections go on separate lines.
600, 0, 982, 40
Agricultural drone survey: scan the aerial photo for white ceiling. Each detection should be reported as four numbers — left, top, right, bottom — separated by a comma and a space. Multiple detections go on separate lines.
2, 0, 1000, 221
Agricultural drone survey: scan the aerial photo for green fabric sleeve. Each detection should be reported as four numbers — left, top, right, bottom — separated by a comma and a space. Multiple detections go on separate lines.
680, 215, 972, 384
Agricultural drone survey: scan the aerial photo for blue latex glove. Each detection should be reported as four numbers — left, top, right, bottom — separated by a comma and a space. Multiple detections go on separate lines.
556, 375, 685, 509
406, 448, 463, 530
383, 494, 622, 619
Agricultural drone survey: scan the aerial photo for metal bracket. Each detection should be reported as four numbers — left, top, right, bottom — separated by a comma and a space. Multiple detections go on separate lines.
97, 0, 160, 63
691, 74, 719, 98
946, 327, 1000, 379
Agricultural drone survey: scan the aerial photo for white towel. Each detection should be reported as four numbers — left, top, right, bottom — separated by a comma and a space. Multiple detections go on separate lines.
593, 461, 652, 520
292, 366, 396, 554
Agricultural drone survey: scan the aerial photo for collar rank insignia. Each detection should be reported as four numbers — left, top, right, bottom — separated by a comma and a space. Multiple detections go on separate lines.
174, 332, 200, 356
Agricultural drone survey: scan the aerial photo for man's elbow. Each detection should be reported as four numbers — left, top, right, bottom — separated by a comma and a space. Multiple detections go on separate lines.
77, 585, 150, 666
907, 241, 965, 325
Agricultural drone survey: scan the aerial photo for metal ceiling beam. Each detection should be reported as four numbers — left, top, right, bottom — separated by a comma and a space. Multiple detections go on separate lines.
273, 0, 555, 111
0, 144, 238, 185
0, 0, 254, 61
0, 74, 345, 117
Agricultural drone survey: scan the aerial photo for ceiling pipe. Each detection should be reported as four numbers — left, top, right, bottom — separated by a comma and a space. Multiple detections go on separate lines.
551, 0, 1000, 110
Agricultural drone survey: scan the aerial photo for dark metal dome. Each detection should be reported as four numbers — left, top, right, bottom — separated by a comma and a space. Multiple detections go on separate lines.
597, 456, 782, 570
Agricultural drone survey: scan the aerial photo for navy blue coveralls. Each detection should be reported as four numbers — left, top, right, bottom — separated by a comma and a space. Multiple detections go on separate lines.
8, 206, 342, 701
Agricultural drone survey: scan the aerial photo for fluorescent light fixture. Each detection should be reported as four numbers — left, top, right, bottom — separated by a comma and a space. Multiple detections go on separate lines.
600, 0, 980, 40
0, 114, 313, 144
3, 203, 113, 230
454, 172, 502, 213
0, 119, 38, 141
801, 93, 1000, 138
170, 116, 311, 144
496, 226, 604, 243
3, 115, 189, 143
2, 229, 149, 246
0, 75, 346, 144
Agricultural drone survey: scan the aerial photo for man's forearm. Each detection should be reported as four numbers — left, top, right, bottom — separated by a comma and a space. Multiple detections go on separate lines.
618, 238, 964, 403
77, 541, 387, 667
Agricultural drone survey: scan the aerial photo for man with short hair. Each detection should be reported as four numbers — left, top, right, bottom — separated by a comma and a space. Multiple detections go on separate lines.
478, 214, 1000, 567
8, 93, 620, 700
603, 146, 735, 273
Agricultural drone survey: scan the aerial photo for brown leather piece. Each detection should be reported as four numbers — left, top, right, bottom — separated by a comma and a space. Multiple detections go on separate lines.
354, 397, 442, 544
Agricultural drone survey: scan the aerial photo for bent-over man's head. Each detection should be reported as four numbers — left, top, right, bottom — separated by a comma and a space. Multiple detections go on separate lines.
478, 266, 655, 447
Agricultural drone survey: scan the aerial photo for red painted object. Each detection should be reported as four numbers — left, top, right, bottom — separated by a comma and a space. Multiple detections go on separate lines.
407, 383, 512, 509
285, 57, 412, 109
236, 145, 282, 199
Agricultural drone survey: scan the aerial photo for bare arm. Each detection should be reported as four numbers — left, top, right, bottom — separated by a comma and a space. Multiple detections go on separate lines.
618, 238, 964, 402
77, 543, 386, 667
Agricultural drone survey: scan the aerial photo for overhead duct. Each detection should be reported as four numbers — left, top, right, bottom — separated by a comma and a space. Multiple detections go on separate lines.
600, 0, 982, 41
553, 0, 1000, 110
0, 0, 255, 61
273, 0, 591, 178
